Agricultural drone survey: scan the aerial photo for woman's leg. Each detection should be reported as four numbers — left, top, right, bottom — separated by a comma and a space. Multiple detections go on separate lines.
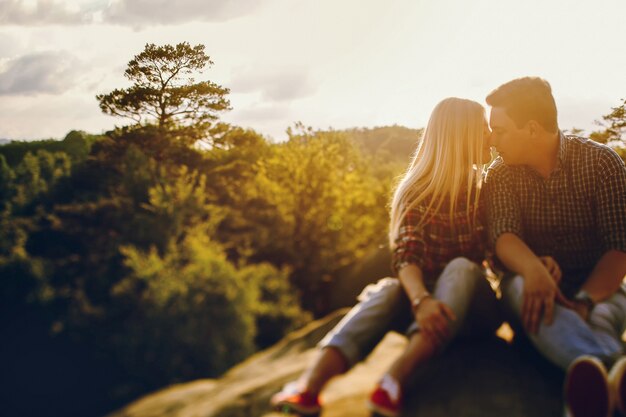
387, 332, 438, 386
273, 277, 411, 407
369, 258, 498, 416
387, 257, 496, 383
295, 346, 349, 395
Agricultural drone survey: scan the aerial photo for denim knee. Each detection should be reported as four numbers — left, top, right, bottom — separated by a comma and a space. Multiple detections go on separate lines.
357, 277, 402, 304
319, 277, 405, 367
437, 257, 483, 291
443, 257, 481, 274
500, 274, 525, 312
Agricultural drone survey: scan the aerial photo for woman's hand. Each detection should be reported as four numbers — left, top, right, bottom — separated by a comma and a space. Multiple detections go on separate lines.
414, 298, 456, 347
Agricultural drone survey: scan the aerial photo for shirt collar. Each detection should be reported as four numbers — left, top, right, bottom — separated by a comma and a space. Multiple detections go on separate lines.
554, 131, 568, 172
522, 131, 568, 178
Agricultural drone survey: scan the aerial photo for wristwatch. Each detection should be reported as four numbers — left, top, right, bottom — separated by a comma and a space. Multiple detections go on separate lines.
411, 292, 431, 313
574, 290, 595, 312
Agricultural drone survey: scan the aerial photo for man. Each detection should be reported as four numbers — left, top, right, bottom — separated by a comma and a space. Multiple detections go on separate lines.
484, 77, 626, 417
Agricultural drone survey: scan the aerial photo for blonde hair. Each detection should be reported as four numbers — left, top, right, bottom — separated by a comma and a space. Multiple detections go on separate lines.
389, 97, 487, 249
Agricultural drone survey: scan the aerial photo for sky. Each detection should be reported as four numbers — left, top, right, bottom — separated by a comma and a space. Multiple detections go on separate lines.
0, 0, 625, 142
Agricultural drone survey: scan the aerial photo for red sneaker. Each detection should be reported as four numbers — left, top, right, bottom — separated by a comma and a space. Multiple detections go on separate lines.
368, 375, 402, 417
270, 381, 321, 415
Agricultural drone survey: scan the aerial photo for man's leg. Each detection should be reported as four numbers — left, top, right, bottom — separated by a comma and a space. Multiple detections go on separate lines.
589, 288, 626, 415
587, 287, 626, 358
500, 274, 624, 370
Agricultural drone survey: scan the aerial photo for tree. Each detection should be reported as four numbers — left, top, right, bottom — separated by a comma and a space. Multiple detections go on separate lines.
244, 126, 390, 314
96, 42, 231, 145
0, 154, 14, 205
590, 98, 626, 144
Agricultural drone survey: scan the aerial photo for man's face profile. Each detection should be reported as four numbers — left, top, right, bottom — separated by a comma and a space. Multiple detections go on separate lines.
489, 107, 530, 165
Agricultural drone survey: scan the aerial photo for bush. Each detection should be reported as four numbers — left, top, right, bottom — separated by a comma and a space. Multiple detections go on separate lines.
112, 225, 306, 384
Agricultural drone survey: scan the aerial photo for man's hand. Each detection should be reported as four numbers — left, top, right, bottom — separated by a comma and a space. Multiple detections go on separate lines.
522, 263, 573, 334
414, 298, 457, 347
539, 256, 562, 284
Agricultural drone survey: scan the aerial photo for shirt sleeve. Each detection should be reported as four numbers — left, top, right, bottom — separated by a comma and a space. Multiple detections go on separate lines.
483, 162, 524, 250
391, 206, 426, 274
595, 148, 626, 253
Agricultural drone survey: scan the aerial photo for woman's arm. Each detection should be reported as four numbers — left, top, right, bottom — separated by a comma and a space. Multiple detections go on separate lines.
398, 263, 456, 346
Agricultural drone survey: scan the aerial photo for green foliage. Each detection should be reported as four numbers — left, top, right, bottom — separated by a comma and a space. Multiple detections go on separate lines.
0, 154, 14, 205
591, 98, 626, 143
346, 125, 421, 166
113, 227, 257, 382
0, 43, 415, 417
0, 130, 99, 167
8, 126, 311, 394
96, 42, 231, 145
205, 125, 393, 313
589, 98, 626, 162
239, 262, 310, 348
13, 151, 70, 207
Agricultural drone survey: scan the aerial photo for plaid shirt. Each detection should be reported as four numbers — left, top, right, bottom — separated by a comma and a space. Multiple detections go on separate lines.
392, 189, 486, 290
484, 133, 626, 296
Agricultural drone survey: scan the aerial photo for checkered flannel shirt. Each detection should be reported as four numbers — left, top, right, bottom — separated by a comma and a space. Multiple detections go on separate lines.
392, 189, 487, 290
484, 133, 626, 296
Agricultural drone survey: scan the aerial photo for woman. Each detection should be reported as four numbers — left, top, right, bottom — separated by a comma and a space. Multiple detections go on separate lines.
272, 97, 500, 416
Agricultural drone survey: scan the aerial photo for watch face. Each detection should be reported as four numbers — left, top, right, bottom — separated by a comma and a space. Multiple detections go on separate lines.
575, 291, 594, 309
575, 290, 590, 301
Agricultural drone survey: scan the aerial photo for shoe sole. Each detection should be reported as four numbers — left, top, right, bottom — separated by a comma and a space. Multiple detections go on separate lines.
565, 356, 611, 417
619, 377, 626, 414
609, 357, 626, 414
273, 400, 321, 416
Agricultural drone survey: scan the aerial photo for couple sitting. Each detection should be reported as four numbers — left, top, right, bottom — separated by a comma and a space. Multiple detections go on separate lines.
271, 77, 626, 417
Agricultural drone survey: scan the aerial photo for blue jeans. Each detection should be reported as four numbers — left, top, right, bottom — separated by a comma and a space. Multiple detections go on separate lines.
318, 257, 501, 367
500, 274, 626, 370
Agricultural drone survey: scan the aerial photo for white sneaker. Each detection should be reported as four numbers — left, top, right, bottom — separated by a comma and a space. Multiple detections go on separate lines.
564, 356, 613, 417
609, 356, 626, 415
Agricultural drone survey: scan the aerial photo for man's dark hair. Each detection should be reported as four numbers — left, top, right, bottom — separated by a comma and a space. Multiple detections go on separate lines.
486, 77, 558, 133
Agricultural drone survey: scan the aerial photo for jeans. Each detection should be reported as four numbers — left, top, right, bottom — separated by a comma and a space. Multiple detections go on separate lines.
318, 257, 501, 367
500, 274, 626, 370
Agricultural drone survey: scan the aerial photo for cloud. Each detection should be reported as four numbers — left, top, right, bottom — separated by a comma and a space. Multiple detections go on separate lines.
0, 0, 264, 27
223, 102, 291, 141
0, 0, 93, 25
0, 31, 25, 58
102, 0, 264, 26
230, 67, 317, 103
230, 103, 290, 122
0, 94, 112, 140
0, 51, 83, 96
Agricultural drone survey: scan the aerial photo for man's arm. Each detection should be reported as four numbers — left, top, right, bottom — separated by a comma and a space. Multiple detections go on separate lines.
581, 250, 626, 303
578, 148, 626, 317
483, 165, 569, 333
571, 250, 626, 321
495, 232, 571, 333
